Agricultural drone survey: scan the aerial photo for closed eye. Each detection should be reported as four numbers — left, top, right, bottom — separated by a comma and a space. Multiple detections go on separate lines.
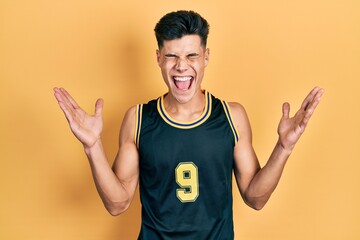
187, 53, 199, 59
165, 54, 177, 58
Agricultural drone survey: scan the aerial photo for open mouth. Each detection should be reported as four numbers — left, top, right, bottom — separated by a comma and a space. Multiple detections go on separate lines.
173, 76, 194, 91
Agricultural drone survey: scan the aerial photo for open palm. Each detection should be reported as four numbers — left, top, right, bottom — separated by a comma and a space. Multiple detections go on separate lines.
54, 88, 104, 148
278, 87, 324, 151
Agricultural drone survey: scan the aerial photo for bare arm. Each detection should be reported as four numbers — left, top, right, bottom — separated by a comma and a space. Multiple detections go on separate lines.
54, 88, 139, 215
231, 87, 324, 210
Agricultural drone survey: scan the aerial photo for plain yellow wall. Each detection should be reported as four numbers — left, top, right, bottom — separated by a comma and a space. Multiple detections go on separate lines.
1, 0, 359, 239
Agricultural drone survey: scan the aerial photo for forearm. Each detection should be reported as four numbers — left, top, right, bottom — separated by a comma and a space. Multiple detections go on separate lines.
244, 140, 292, 210
84, 140, 131, 215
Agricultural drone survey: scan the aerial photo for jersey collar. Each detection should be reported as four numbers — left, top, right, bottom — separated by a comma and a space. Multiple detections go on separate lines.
157, 90, 212, 129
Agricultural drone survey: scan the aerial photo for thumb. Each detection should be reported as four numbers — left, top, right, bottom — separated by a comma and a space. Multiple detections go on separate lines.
94, 98, 104, 116
282, 102, 290, 119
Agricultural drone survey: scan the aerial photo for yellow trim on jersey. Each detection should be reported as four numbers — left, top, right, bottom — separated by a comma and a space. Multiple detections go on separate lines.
157, 90, 212, 129
134, 104, 143, 148
221, 101, 240, 145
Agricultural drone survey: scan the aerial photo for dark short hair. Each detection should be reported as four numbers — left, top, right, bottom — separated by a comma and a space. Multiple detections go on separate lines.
154, 10, 210, 49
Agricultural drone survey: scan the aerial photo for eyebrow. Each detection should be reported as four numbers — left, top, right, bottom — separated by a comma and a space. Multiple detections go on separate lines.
164, 53, 199, 58
187, 53, 199, 57
164, 53, 178, 57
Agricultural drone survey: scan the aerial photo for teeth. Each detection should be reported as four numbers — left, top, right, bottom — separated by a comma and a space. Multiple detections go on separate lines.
173, 76, 192, 81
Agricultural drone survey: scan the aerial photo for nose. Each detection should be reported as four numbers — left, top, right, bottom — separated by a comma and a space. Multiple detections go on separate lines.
175, 57, 188, 72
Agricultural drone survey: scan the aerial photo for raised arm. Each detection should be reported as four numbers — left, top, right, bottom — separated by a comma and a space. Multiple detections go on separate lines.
54, 88, 139, 215
231, 87, 324, 210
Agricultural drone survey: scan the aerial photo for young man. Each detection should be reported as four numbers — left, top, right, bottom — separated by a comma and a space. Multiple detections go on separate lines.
54, 10, 324, 239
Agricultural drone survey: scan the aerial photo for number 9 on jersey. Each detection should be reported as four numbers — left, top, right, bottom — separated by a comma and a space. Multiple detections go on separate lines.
175, 162, 199, 202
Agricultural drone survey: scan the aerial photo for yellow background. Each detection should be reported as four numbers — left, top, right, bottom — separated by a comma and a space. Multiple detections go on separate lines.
1, 0, 359, 239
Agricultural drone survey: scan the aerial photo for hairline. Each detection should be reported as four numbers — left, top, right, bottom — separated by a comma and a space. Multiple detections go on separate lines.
157, 34, 207, 50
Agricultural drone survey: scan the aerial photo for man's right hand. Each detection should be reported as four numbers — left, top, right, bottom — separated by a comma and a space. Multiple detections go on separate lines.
54, 87, 104, 148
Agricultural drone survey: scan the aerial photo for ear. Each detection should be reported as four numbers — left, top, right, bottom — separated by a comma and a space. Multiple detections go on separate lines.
156, 49, 160, 65
204, 48, 210, 66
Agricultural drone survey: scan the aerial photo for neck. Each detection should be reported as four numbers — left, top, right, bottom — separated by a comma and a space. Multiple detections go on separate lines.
163, 90, 206, 122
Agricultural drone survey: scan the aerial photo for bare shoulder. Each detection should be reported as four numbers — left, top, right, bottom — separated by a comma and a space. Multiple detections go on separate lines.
227, 102, 246, 117
119, 105, 138, 144
123, 105, 137, 122
227, 102, 250, 126
228, 102, 251, 135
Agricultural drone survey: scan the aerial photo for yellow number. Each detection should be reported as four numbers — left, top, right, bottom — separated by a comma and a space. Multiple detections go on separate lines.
175, 162, 199, 202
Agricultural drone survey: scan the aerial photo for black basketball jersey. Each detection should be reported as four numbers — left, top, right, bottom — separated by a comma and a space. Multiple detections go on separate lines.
135, 90, 239, 240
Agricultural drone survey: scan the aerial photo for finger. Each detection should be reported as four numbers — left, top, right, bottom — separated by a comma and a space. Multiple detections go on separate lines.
54, 87, 74, 110
59, 88, 79, 109
304, 88, 324, 114
54, 87, 65, 102
301, 87, 320, 111
54, 87, 78, 123
54, 87, 71, 111
95, 98, 104, 116
299, 88, 324, 128
58, 101, 75, 124
282, 102, 290, 119
54, 87, 63, 103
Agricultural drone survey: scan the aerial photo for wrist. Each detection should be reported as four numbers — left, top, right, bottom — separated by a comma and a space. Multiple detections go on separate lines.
84, 138, 103, 156
276, 140, 293, 156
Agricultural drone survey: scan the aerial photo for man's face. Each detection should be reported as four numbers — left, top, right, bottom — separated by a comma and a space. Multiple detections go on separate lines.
156, 34, 209, 104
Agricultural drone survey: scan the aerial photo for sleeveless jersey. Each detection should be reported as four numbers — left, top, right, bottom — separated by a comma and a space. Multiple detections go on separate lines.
135, 90, 239, 240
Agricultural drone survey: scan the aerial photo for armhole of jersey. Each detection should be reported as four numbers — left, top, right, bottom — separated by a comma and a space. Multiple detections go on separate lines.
221, 101, 239, 145
134, 104, 143, 148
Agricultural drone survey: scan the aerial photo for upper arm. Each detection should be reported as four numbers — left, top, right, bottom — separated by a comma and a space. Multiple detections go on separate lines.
229, 102, 260, 198
112, 106, 140, 200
